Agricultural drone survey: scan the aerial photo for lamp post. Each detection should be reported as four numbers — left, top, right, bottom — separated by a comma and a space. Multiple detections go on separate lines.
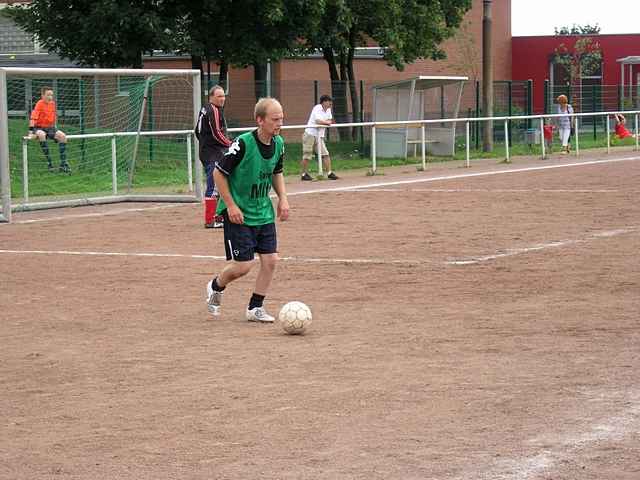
482, 0, 494, 152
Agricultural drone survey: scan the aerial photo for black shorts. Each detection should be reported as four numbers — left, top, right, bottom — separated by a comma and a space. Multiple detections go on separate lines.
199, 145, 226, 167
35, 127, 58, 141
222, 210, 277, 262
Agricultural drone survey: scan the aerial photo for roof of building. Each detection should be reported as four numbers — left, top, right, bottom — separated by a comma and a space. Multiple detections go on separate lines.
373, 76, 468, 91
617, 56, 640, 64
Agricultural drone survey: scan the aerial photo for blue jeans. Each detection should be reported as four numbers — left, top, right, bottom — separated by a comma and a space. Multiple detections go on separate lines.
205, 162, 217, 198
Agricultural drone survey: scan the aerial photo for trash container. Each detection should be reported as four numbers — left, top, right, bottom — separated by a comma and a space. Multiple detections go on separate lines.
524, 128, 541, 145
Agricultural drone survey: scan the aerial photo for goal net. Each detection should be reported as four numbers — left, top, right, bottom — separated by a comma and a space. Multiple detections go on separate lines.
0, 67, 203, 222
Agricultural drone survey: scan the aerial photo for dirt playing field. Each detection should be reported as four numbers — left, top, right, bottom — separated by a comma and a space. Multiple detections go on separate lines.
1, 151, 639, 479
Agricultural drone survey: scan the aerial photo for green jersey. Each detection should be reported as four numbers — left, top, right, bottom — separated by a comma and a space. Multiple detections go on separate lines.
216, 130, 284, 226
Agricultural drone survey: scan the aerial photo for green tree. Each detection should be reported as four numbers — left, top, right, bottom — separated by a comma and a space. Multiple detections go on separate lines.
167, 0, 323, 99
3, 0, 171, 67
554, 37, 602, 87
306, 0, 472, 139
554, 24, 601, 35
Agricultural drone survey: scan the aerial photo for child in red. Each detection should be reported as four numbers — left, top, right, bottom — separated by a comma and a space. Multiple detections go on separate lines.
614, 114, 636, 140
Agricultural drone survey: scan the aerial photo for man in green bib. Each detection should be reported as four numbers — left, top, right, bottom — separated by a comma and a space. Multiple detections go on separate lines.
206, 98, 290, 322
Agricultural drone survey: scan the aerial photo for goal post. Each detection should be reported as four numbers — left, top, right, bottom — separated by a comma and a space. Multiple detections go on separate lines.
0, 67, 203, 222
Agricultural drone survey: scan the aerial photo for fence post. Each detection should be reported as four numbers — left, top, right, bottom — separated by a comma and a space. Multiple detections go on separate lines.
22, 139, 29, 202
111, 135, 118, 195
508, 80, 513, 146
359, 79, 365, 156
606, 115, 611, 154
313, 80, 319, 106
617, 84, 622, 111
592, 83, 597, 141
544, 79, 549, 115
574, 116, 579, 156
186, 133, 193, 192
504, 119, 510, 162
636, 113, 639, 151
465, 121, 470, 168
526, 79, 533, 129
475, 80, 480, 150
421, 124, 426, 170
371, 125, 377, 174
540, 118, 546, 160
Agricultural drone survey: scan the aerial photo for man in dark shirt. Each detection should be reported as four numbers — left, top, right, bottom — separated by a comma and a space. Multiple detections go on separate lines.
195, 85, 232, 228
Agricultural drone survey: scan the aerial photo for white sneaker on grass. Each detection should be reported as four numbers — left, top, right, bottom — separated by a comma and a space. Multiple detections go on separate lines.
206, 280, 223, 316
246, 307, 274, 323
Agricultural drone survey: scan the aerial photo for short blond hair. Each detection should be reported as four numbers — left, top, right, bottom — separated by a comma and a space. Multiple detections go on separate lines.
557, 94, 568, 104
254, 97, 282, 119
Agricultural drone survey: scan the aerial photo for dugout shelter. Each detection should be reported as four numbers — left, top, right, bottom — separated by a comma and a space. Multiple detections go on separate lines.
372, 76, 467, 158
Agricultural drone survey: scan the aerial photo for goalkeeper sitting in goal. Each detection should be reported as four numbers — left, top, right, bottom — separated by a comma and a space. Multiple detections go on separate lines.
28, 87, 71, 173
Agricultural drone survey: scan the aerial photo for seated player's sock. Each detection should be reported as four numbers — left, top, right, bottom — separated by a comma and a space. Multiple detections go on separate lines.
248, 293, 265, 310
59, 143, 67, 164
40, 142, 52, 166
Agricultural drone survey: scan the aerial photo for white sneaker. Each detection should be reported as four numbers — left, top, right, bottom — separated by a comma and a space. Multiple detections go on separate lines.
246, 306, 275, 323
206, 280, 223, 316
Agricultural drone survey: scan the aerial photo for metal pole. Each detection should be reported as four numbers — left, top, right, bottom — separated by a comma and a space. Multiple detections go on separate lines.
371, 125, 377, 174
574, 116, 579, 156
22, 140, 29, 202
482, 0, 494, 152
540, 118, 546, 160
421, 124, 426, 170
592, 83, 597, 141
475, 80, 480, 150
504, 119, 509, 162
544, 79, 549, 115
606, 115, 610, 154
313, 80, 319, 106
111, 135, 118, 195
527, 79, 533, 128
465, 121, 470, 168
316, 129, 323, 176
0, 70, 11, 222
359, 79, 365, 156
508, 80, 513, 146
187, 133, 193, 192
636, 113, 639, 151
127, 77, 151, 191
193, 72, 203, 200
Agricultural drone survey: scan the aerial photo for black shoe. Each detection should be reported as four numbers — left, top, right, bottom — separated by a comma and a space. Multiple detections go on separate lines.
327, 172, 339, 180
47, 164, 55, 173
59, 163, 71, 174
301, 172, 313, 181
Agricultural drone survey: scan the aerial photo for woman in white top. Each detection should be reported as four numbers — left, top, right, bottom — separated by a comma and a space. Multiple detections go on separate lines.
556, 95, 574, 154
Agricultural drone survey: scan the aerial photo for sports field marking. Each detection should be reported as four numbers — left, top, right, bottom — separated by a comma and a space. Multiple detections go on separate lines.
3, 204, 190, 225
2, 156, 637, 226
354, 188, 620, 193
289, 156, 640, 196
0, 249, 427, 266
458, 390, 640, 480
2, 226, 637, 266
446, 226, 639, 265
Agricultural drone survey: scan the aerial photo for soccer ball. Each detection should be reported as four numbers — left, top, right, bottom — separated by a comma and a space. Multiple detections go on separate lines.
278, 301, 312, 335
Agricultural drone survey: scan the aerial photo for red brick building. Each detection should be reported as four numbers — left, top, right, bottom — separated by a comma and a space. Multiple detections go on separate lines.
512, 34, 640, 114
